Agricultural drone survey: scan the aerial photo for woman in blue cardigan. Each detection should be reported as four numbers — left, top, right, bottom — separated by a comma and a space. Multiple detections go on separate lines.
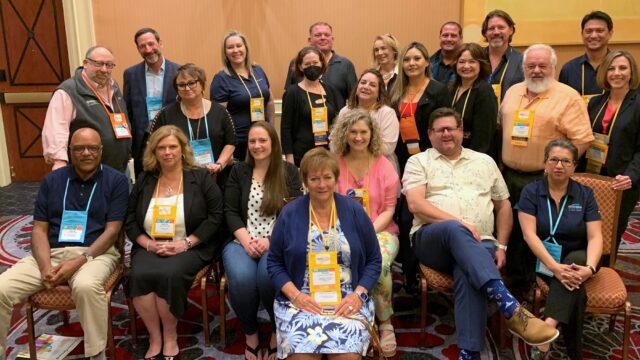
267, 147, 382, 359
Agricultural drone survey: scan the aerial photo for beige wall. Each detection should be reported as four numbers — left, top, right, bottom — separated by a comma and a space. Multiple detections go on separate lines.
92, 0, 461, 99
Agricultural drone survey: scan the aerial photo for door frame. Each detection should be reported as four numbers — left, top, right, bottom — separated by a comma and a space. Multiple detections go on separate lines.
0, 0, 94, 186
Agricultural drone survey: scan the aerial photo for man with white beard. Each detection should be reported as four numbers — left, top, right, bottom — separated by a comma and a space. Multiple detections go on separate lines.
499, 44, 593, 295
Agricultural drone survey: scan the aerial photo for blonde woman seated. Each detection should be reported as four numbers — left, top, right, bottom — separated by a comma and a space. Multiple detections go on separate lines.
268, 148, 382, 359
332, 109, 400, 356
126, 125, 223, 360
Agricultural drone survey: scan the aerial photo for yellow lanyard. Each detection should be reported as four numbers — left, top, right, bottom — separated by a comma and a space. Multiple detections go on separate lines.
309, 199, 337, 251
237, 71, 264, 99
591, 98, 621, 135
581, 63, 586, 96
452, 86, 472, 120
305, 88, 327, 111
498, 55, 510, 86
153, 174, 183, 203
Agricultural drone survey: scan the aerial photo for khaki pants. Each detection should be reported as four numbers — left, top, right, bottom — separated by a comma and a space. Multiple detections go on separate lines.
0, 246, 119, 357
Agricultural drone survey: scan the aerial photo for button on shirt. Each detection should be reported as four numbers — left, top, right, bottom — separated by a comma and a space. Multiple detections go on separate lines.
516, 178, 601, 257
558, 54, 603, 96
145, 58, 165, 98
402, 148, 510, 238
33, 165, 129, 248
499, 80, 594, 172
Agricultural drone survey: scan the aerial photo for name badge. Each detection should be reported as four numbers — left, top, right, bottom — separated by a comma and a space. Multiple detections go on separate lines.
346, 188, 370, 216
511, 110, 534, 146
109, 112, 132, 139
59, 210, 88, 243
250, 97, 265, 122
586, 132, 609, 174
399, 115, 421, 154
581, 94, 596, 108
308, 251, 341, 314
151, 204, 177, 239
492, 84, 502, 106
190, 138, 215, 166
536, 241, 562, 277
146, 96, 163, 122
312, 106, 329, 146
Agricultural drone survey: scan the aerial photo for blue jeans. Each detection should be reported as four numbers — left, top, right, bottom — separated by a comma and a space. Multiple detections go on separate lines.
413, 220, 501, 352
222, 241, 275, 334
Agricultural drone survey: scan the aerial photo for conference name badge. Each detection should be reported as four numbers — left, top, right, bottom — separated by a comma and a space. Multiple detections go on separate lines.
109, 112, 132, 139
308, 251, 341, 315
151, 204, 177, 238
190, 138, 215, 166
511, 110, 534, 146
346, 188, 370, 216
59, 210, 88, 243
250, 97, 265, 122
536, 241, 562, 277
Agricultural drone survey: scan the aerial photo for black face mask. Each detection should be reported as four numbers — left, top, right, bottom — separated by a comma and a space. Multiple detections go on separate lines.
302, 65, 322, 81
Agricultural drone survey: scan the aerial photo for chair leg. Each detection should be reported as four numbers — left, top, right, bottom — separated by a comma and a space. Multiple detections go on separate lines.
419, 275, 427, 348
128, 298, 137, 348
26, 302, 36, 360
62, 310, 70, 326
107, 290, 115, 359
622, 302, 631, 360
219, 275, 227, 348
532, 287, 542, 316
201, 275, 210, 347
609, 314, 617, 332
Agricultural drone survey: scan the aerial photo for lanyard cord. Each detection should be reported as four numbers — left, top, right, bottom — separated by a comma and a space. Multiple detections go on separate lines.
238, 70, 264, 99
591, 97, 622, 135
305, 88, 327, 111
184, 99, 210, 141
452, 86, 472, 119
399, 92, 418, 118
81, 72, 123, 114
545, 195, 568, 244
62, 165, 102, 212
309, 200, 337, 251
153, 173, 183, 205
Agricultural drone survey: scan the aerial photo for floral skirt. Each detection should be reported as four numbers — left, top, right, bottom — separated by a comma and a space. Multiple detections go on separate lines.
274, 294, 374, 358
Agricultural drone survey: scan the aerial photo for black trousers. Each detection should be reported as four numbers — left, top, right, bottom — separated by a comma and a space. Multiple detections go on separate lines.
542, 250, 588, 360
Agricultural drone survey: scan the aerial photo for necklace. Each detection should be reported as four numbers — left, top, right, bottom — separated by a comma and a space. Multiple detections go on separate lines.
382, 71, 394, 81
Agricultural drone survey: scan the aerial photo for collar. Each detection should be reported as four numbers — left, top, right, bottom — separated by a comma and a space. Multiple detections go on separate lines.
432, 49, 454, 65
145, 57, 165, 75
541, 178, 581, 200
430, 146, 469, 161
485, 45, 513, 62
67, 163, 103, 183
328, 51, 340, 64
517, 79, 556, 100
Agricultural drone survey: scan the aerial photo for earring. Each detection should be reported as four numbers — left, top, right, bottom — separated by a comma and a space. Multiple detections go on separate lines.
182, 154, 186, 160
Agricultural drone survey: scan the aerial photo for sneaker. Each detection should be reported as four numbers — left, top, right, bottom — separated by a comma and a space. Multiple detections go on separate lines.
506, 306, 559, 346
530, 346, 549, 360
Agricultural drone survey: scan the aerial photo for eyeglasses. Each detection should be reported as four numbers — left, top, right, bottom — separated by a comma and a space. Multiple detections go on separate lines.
176, 80, 199, 90
431, 126, 460, 134
85, 58, 116, 69
70, 145, 102, 154
546, 158, 574, 166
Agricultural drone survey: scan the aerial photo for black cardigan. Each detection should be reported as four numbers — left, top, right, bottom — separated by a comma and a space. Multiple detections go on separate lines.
392, 79, 452, 173
224, 161, 302, 244
585, 89, 640, 185
450, 80, 498, 156
125, 168, 224, 262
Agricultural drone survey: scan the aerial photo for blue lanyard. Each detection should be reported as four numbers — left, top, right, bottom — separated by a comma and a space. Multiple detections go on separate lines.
545, 195, 568, 244
186, 99, 210, 141
63, 165, 100, 212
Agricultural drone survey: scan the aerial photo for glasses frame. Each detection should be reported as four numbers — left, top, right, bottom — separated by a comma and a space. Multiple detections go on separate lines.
85, 58, 116, 70
69, 145, 103, 155
546, 157, 575, 167
176, 80, 199, 90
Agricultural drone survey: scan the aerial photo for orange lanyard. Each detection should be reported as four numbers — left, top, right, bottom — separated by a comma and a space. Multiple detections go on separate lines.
81, 72, 123, 115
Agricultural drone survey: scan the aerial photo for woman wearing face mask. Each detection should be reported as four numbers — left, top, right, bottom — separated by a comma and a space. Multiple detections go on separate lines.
281, 47, 343, 166
450, 43, 498, 158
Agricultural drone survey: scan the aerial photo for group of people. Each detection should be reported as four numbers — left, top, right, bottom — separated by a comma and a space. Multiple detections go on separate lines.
0, 6, 638, 360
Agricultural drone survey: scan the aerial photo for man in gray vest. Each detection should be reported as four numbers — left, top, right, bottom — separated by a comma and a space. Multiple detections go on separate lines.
43, 46, 131, 173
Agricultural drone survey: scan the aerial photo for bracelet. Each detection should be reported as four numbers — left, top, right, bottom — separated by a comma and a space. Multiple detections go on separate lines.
184, 237, 193, 250
146, 239, 151, 251
496, 243, 508, 251
587, 264, 597, 277
291, 291, 302, 304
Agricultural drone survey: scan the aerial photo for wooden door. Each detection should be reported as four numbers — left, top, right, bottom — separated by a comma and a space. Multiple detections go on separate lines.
0, 0, 70, 181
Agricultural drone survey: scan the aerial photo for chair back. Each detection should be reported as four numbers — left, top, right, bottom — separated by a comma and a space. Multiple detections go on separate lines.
571, 173, 623, 266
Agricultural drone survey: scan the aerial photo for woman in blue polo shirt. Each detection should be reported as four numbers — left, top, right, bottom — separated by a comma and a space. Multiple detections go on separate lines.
517, 139, 603, 360
210, 31, 274, 161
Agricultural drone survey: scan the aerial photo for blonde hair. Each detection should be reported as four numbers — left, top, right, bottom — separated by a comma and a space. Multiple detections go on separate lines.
331, 109, 383, 157
596, 50, 640, 91
372, 34, 399, 67
144, 125, 195, 172
221, 30, 253, 76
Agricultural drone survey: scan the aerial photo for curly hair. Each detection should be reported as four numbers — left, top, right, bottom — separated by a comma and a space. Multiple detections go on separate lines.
330, 108, 383, 157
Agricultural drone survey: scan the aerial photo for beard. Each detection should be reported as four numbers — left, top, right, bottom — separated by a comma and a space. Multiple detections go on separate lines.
525, 76, 553, 94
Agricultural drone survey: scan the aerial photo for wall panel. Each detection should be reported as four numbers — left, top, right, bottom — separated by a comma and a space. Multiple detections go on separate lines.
92, 0, 461, 98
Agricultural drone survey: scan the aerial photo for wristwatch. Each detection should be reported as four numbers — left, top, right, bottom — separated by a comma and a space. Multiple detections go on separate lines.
81, 251, 93, 262
355, 290, 369, 303
496, 243, 508, 251
587, 264, 597, 277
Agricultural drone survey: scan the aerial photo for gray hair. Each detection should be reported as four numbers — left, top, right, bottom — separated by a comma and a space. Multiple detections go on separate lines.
523, 44, 557, 71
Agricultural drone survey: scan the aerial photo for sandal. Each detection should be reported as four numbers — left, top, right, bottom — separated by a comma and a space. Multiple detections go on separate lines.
245, 343, 261, 360
378, 323, 397, 357
266, 345, 277, 360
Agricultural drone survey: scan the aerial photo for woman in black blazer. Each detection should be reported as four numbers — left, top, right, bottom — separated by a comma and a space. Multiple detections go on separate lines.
223, 121, 302, 360
584, 50, 640, 261
126, 125, 223, 360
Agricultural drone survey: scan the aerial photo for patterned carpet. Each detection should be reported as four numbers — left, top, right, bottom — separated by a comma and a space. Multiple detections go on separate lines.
1, 211, 639, 359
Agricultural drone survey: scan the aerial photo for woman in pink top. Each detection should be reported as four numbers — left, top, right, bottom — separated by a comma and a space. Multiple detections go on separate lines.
331, 108, 399, 357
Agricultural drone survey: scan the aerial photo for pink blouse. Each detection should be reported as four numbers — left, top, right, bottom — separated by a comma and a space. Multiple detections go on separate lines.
336, 156, 399, 235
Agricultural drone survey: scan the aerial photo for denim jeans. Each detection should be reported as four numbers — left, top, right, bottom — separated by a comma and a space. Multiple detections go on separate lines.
222, 241, 275, 334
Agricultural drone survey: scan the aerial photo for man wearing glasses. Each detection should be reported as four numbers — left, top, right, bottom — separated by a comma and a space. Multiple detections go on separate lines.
0, 127, 129, 360
403, 107, 559, 359
499, 44, 593, 296
123, 28, 180, 176
43, 46, 132, 173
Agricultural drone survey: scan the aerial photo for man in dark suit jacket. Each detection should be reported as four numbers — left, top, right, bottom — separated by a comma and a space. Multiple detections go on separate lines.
123, 27, 180, 176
